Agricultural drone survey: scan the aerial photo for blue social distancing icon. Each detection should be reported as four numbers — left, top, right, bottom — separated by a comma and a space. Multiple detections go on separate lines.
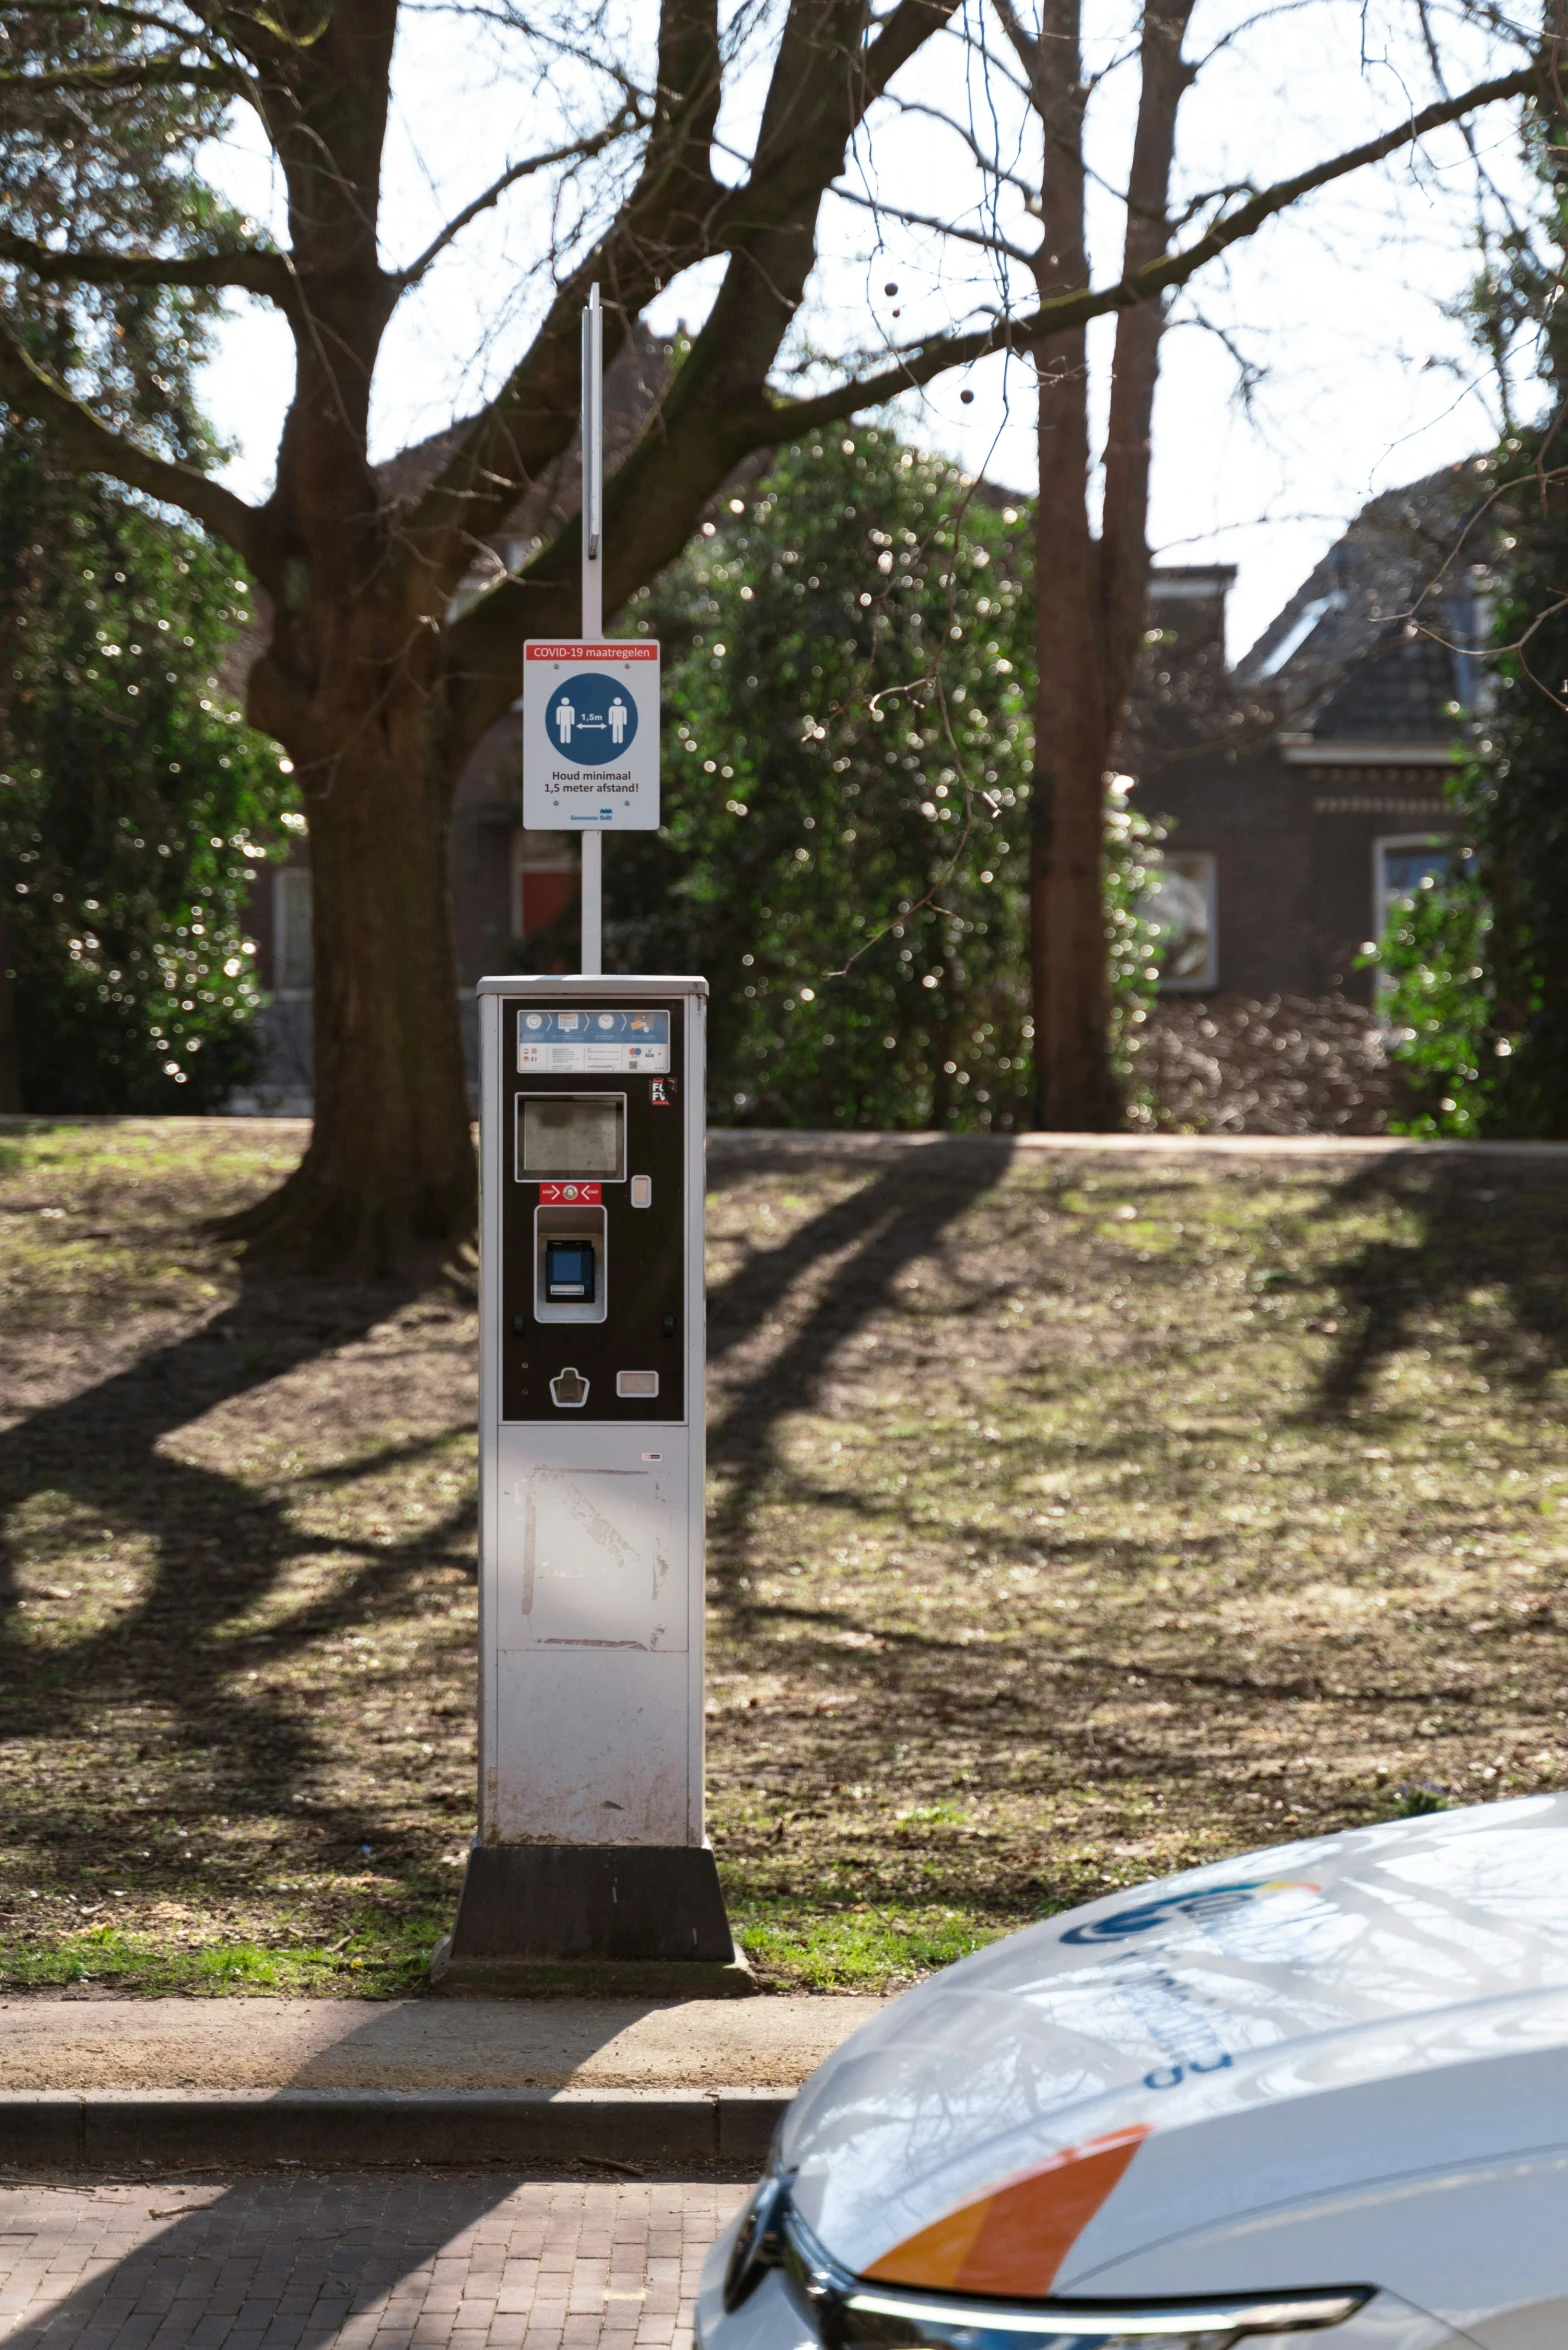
545, 673, 637, 766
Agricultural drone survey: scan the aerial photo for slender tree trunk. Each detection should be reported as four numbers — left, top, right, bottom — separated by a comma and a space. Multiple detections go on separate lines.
1008, 0, 1193, 1130
1030, 346, 1120, 1130
1024, 0, 1120, 1130
1100, 0, 1196, 721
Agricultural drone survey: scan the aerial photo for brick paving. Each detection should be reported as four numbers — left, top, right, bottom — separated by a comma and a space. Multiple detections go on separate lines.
0, 2177, 750, 2350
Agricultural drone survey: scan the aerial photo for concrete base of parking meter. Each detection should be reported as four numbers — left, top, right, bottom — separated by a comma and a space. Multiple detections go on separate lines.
429, 1843, 755, 1997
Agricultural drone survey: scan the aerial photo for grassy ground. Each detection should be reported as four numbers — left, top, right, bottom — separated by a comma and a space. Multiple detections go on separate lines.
2, 1119, 1567, 1996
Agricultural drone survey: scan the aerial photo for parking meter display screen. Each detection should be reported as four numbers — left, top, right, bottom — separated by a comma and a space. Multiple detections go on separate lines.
520, 1096, 625, 1179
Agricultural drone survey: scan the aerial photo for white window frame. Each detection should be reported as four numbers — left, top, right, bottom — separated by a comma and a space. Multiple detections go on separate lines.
273, 865, 313, 998
1372, 833, 1450, 945
511, 827, 577, 940
1149, 850, 1218, 992
1253, 589, 1345, 679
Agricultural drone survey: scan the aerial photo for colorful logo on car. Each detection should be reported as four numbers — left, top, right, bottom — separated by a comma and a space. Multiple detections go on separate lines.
1061, 1877, 1323, 1945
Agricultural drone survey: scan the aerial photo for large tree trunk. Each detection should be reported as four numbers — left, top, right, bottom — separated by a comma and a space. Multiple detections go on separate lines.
259, 752, 471, 1270
0, 917, 21, 1113
233, 612, 476, 1271
215, 2, 480, 1275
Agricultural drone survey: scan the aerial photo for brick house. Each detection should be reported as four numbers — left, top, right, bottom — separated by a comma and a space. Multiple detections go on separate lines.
1130, 462, 1492, 1006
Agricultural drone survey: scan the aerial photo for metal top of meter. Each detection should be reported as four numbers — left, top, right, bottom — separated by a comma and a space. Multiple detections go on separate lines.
474, 976, 706, 998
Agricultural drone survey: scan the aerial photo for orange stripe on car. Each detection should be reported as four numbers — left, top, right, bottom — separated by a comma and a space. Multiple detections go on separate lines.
862, 2125, 1153, 2297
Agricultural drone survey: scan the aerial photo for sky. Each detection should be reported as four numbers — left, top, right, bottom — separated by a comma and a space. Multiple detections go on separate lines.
195, 0, 1537, 663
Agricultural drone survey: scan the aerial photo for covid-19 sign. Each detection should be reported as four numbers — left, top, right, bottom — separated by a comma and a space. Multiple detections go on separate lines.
523, 640, 660, 831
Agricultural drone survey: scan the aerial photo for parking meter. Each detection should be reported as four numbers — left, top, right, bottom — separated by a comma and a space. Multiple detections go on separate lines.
433, 973, 741, 1989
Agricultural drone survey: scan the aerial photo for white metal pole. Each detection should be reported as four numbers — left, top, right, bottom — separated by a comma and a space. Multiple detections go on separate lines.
580, 831, 602, 974
580, 285, 604, 976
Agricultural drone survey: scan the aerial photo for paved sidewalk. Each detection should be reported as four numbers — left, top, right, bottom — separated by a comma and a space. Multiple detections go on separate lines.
0, 2175, 749, 2350
0, 1995, 882, 2170
0, 2000, 885, 2094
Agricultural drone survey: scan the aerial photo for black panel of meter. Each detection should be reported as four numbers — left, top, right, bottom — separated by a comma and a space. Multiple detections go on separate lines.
500, 998, 685, 1423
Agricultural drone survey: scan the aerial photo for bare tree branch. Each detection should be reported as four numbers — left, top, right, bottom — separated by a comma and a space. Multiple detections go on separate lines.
711, 0, 955, 248
0, 57, 248, 95
396, 106, 646, 286
830, 177, 1039, 265
402, 0, 734, 555
0, 318, 269, 570
988, 0, 1040, 79
888, 95, 1041, 197
744, 58, 1541, 435
0, 226, 292, 303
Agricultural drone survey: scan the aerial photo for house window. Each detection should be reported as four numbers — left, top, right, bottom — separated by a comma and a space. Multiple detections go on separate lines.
1374, 836, 1451, 940
1144, 851, 1217, 990
274, 866, 312, 993
1253, 590, 1344, 679
512, 829, 577, 942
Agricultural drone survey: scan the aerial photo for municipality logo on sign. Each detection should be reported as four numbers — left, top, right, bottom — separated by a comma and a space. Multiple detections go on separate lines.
523, 640, 660, 830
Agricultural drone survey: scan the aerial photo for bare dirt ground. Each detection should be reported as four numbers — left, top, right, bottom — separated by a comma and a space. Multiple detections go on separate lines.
2, 1118, 1567, 1994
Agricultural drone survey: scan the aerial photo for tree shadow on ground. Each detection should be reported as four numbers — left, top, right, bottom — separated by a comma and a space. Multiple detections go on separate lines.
704, 1140, 1015, 1604
1309, 1150, 1568, 1418
0, 2172, 673, 2350
0, 1258, 473, 1859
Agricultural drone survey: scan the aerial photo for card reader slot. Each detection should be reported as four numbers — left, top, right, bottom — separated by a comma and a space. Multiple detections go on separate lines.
534, 1204, 607, 1325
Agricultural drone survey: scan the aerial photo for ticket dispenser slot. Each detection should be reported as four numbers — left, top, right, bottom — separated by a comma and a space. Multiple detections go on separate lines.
535, 1204, 607, 1323
546, 1238, 594, 1302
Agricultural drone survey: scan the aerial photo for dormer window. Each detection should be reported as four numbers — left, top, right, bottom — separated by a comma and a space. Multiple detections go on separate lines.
1254, 590, 1345, 678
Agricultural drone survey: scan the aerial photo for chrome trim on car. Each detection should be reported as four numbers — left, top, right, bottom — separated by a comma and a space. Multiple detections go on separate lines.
722, 2175, 797, 2313
834, 2290, 1374, 2344
734, 2187, 1372, 2350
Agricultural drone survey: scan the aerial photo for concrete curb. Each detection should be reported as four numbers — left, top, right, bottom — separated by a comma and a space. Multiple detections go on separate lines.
0, 2090, 787, 2173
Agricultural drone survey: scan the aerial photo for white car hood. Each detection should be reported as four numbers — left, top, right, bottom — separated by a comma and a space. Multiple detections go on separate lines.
780, 1796, 1568, 2298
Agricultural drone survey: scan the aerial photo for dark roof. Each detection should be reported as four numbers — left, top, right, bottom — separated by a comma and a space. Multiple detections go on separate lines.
1237, 462, 1498, 741
374, 322, 674, 533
